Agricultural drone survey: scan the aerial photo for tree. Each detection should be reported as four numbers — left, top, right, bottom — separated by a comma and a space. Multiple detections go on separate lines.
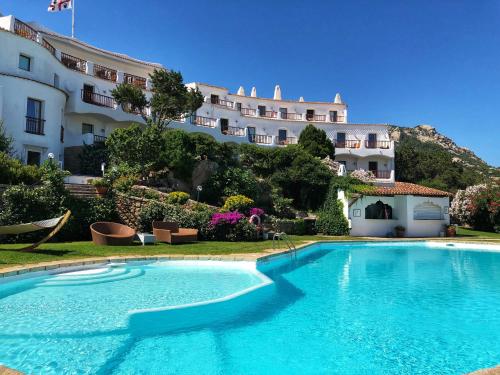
298, 124, 335, 158
315, 179, 350, 235
0, 121, 14, 156
111, 69, 204, 129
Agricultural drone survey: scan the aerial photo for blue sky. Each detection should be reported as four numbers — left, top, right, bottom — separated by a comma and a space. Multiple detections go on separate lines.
2, 0, 499, 166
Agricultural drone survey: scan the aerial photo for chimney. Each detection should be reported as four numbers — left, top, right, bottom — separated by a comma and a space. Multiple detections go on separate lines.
334, 93, 343, 104
237, 86, 245, 96
273, 85, 282, 100
250, 86, 257, 97
299, 96, 304, 102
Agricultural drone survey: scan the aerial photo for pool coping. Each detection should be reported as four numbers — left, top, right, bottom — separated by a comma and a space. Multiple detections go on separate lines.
1, 238, 499, 279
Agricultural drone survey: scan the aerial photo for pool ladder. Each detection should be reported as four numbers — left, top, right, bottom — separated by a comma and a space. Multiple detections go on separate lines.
272, 232, 297, 259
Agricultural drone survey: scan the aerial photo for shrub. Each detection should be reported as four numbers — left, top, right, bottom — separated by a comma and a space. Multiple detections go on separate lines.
222, 195, 254, 213
0, 121, 14, 155
272, 218, 306, 235
0, 152, 42, 185
79, 143, 108, 176
298, 124, 335, 159
315, 180, 349, 235
165, 191, 190, 205
129, 186, 162, 200
209, 212, 258, 241
203, 167, 260, 205
112, 175, 139, 193
271, 189, 295, 218
349, 169, 376, 183
249, 207, 265, 217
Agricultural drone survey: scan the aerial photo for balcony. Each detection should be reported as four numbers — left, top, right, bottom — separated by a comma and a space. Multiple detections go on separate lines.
372, 170, 392, 179
93, 134, 107, 144
276, 137, 297, 145
249, 134, 273, 144
25, 116, 45, 135
282, 113, 302, 120
211, 98, 234, 109
365, 140, 391, 149
306, 114, 326, 122
93, 64, 117, 82
122, 103, 148, 116
260, 111, 277, 119
124, 73, 147, 90
223, 126, 245, 137
241, 107, 256, 116
334, 140, 361, 149
81, 90, 116, 108
191, 115, 217, 128
14, 19, 37, 41
62, 52, 87, 73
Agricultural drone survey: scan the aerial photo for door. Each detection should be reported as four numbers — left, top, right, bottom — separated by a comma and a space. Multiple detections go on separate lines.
336, 132, 346, 148
83, 84, 94, 103
330, 110, 338, 122
278, 129, 287, 144
367, 133, 377, 148
26, 98, 43, 134
247, 127, 256, 142
279, 107, 287, 119
368, 161, 378, 177
210, 94, 219, 104
220, 118, 229, 134
258, 105, 266, 117
27, 150, 41, 166
306, 109, 314, 121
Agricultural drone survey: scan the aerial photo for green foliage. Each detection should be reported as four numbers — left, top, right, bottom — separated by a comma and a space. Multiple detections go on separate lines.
0, 152, 42, 185
112, 175, 139, 193
165, 191, 190, 205
315, 180, 350, 235
270, 189, 295, 219
128, 186, 162, 200
298, 124, 335, 158
203, 167, 260, 205
222, 195, 255, 213
272, 218, 307, 235
395, 134, 484, 192
79, 142, 108, 176
161, 129, 196, 179
0, 121, 13, 156
222, 220, 258, 242
111, 83, 148, 118
90, 178, 109, 188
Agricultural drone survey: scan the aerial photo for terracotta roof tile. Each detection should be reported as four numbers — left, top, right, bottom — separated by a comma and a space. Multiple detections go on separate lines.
372, 182, 452, 197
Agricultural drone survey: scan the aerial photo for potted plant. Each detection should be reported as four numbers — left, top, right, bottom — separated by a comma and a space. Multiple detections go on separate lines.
394, 225, 406, 238
445, 224, 456, 237
91, 178, 109, 196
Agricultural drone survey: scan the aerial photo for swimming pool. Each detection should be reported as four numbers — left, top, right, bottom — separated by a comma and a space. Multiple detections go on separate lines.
1, 242, 499, 374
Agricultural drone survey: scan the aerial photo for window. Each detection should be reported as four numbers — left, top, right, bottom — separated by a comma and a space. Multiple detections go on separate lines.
247, 126, 256, 142
368, 161, 378, 173
365, 201, 393, 220
258, 105, 266, 117
54, 74, 60, 88
19, 54, 31, 71
330, 110, 338, 122
279, 107, 287, 119
236, 102, 242, 111
27, 150, 41, 166
367, 133, 377, 148
336, 132, 346, 147
338, 160, 347, 166
306, 109, 315, 121
210, 94, 219, 104
278, 129, 287, 144
220, 118, 229, 134
82, 123, 94, 135
413, 202, 443, 220
27, 98, 42, 119
26, 98, 44, 135
60, 125, 65, 143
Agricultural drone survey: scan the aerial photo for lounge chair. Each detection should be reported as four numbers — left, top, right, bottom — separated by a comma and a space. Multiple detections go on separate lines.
0, 211, 71, 251
152, 221, 198, 244
90, 222, 136, 246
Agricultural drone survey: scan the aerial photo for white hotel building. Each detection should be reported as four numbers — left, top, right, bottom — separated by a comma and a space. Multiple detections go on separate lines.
0, 14, 451, 237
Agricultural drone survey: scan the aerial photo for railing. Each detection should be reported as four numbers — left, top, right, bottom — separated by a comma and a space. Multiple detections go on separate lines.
260, 111, 277, 118
61, 52, 87, 73
223, 126, 245, 136
122, 103, 147, 116
365, 140, 391, 149
334, 140, 361, 149
211, 98, 234, 108
372, 170, 392, 179
14, 19, 37, 41
25, 116, 45, 135
282, 113, 302, 120
42, 39, 56, 56
249, 134, 273, 144
124, 73, 147, 90
81, 90, 116, 108
331, 116, 346, 123
93, 135, 107, 144
306, 114, 326, 122
93, 64, 117, 82
276, 137, 297, 145
241, 107, 256, 116
191, 115, 217, 128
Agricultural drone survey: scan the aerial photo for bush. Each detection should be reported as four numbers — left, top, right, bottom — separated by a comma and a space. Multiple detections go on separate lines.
298, 124, 335, 159
112, 175, 139, 193
315, 180, 349, 235
0, 152, 42, 185
202, 167, 260, 205
165, 191, 190, 205
209, 212, 258, 241
272, 218, 306, 235
129, 186, 162, 200
222, 195, 254, 213
271, 189, 295, 218
79, 143, 108, 176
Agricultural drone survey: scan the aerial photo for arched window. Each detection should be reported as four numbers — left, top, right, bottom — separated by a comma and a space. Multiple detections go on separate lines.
365, 200, 393, 219
413, 202, 442, 220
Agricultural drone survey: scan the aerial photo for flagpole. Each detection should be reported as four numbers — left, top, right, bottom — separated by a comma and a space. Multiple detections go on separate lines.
71, 0, 75, 38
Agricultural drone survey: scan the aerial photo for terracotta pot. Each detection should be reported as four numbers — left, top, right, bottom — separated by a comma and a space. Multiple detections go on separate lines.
446, 226, 456, 237
395, 229, 405, 238
95, 186, 108, 196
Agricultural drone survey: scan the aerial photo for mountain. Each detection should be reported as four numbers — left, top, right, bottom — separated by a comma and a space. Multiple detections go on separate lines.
388, 125, 499, 192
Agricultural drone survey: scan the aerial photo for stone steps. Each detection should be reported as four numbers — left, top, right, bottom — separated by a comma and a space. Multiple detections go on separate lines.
64, 183, 97, 199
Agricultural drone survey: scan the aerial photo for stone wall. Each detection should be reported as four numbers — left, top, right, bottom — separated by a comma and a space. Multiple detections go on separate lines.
115, 192, 151, 230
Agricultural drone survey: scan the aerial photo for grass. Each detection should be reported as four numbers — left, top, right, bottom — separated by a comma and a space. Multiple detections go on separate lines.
456, 227, 500, 239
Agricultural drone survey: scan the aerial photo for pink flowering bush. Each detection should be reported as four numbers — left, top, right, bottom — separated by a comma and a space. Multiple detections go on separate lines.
349, 169, 375, 183
249, 207, 265, 217
209, 211, 258, 241
210, 211, 245, 226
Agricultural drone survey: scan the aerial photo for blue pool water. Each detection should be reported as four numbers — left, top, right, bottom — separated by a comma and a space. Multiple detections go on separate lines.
1, 243, 500, 374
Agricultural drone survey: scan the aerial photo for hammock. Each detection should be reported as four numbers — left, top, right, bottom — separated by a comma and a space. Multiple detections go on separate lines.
0, 211, 71, 251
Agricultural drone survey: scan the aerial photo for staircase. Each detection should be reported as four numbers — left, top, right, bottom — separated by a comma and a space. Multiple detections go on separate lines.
64, 183, 97, 199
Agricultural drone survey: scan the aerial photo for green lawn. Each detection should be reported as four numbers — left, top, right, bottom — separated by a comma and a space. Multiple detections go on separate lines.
457, 227, 500, 239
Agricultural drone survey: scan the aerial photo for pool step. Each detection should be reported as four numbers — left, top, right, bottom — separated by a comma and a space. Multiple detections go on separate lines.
38, 268, 144, 287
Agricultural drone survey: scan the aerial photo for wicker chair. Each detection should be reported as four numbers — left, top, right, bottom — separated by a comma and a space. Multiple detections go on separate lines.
90, 222, 136, 246
152, 221, 198, 244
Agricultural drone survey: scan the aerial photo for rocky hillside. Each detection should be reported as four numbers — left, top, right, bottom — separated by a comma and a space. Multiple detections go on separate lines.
389, 125, 499, 179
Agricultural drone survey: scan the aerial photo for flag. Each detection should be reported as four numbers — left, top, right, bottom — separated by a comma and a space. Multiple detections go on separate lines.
48, 0, 72, 12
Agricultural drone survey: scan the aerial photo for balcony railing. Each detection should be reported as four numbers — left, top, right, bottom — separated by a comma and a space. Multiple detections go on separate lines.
223, 126, 245, 136
276, 137, 297, 145
61, 52, 87, 73
211, 98, 234, 108
191, 115, 217, 128
122, 104, 148, 116
306, 114, 326, 122
42, 38, 56, 56
241, 107, 256, 116
249, 134, 273, 144
282, 113, 302, 120
334, 140, 361, 149
25, 116, 45, 135
93, 64, 117, 82
124, 73, 147, 90
14, 19, 37, 41
260, 111, 277, 118
81, 90, 116, 108
372, 170, 392, 179
365, 140, 391, 149
93, 135, 107, 144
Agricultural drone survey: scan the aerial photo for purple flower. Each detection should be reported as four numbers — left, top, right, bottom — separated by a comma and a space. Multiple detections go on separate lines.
249, 207, 265, 217
210, 211, 245, 226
